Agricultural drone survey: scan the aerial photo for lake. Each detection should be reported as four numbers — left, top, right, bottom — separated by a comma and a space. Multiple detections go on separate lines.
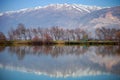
0, 45, 120, 80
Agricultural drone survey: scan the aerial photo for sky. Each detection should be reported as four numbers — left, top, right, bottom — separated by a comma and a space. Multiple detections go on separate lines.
0, 0, 120, 12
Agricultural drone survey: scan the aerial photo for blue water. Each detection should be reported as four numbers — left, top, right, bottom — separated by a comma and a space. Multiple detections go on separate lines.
0, 46, 120, 80
0, 68, 120, 80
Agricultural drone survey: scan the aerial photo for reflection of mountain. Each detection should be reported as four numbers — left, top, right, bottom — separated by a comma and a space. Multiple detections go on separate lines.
0, 46, 120, 77
94, 46, 120, 74
0, 64, 105, 78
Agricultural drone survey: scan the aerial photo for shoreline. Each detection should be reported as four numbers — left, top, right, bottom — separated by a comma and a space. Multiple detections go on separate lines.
0, 40, 119, 46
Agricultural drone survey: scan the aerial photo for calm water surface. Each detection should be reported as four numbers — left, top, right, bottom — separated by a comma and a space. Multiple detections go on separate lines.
0, 45, 120, 80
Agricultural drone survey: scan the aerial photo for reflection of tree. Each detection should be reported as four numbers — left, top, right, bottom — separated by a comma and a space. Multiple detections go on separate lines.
8, 46, 26, 60
96, 46, 120, 56
95, 46, 120, 75
116, 46, 120, 55
8, 45, 120, 60
8, 46, 89, 60
0, 46, 5, 53
7, 45, 120, 75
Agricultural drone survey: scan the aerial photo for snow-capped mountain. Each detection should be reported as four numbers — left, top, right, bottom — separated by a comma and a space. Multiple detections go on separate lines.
79, 6, 120, 29
0, 4, 120, 33
0, 4, 102, 16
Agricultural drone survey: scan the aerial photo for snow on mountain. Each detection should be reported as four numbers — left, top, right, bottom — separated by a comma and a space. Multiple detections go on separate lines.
0, 4, 102, 16
79, 6, 120, 30
1, 4, 119, 34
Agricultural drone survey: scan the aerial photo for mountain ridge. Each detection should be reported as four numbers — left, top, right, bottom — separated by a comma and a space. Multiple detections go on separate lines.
0, 4, 120, 33
0, 4, 103, 16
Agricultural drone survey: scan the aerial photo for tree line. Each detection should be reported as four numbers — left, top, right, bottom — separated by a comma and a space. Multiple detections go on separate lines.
0, 23, 120, 41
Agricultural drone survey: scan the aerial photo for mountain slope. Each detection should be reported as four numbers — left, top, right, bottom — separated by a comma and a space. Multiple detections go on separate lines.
0, 4, 102, 33
0, 4, 120, 34
79, 6, 120, 29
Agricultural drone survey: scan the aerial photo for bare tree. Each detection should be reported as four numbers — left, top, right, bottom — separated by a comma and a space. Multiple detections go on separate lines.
44, 33, 53, 41
116, 31, 120, 42
17, 23, 27, 40
0, 32, 6, 41
26, 28, 32, 40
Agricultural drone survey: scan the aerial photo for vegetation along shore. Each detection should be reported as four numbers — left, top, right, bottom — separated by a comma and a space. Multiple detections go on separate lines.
0, 23, 120, 46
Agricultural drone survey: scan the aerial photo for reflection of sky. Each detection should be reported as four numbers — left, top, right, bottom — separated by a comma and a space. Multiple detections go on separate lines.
0, 46, 120, 78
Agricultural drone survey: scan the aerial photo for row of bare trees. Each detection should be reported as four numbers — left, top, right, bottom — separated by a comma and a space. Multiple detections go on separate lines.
0, 23, 120, 41
7, 23, 89, 41
96, 27, 120, 41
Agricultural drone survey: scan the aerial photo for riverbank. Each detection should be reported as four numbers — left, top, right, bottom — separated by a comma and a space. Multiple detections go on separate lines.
0, 40, 119, 46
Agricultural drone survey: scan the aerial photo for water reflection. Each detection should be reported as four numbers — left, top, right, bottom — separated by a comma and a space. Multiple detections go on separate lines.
0, 45, 120, 78
0, 46, 6, 53
7, 46, 89, 60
